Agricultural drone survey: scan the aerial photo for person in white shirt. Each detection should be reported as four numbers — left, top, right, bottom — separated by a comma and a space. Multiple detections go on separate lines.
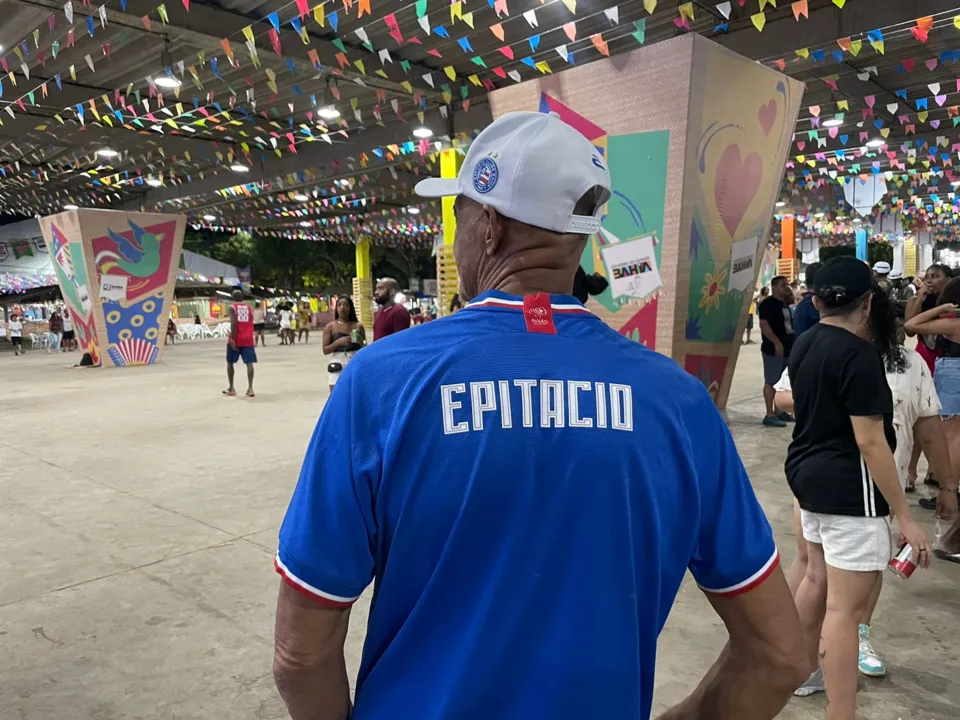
7, 314, 24, 355
62, 308, 76, 351
278, 305, 294, 346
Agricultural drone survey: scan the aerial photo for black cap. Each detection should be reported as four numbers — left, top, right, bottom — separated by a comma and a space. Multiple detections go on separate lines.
814, 256, 872, 306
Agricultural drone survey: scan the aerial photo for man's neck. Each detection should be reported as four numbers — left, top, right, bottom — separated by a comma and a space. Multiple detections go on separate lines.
819, 315, 868, 339
486, 268, 578, 298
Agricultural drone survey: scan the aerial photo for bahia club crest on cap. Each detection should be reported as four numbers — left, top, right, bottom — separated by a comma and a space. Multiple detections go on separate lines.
415, 111, 611, 235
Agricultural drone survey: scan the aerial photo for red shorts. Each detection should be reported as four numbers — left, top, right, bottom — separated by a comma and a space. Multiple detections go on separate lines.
916, 340, 940, 374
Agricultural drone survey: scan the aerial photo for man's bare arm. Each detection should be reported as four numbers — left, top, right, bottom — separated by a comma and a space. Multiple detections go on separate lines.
273, 582, 352, 720
656, 567, 808, 720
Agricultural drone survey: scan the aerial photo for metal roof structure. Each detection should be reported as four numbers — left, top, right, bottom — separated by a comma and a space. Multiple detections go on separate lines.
0, 1, 958, 245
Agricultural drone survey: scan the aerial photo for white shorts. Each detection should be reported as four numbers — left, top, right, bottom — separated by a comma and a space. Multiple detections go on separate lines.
327, 351, 354, 386
801, 510, 892, 572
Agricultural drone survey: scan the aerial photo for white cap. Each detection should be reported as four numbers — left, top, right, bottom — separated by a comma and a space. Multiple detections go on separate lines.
415, 111, 611, 234
889, 270, 903, 280
873, 261, 891, 274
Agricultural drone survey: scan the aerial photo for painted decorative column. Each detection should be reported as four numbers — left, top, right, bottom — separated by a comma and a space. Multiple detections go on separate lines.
353, 236, 373, 330
38, 209, 186, 367
486, 33, 801, 410
437, 148, 463, 316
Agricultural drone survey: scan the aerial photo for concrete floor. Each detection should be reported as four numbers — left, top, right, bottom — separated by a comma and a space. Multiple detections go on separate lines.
1, 338, 958, 719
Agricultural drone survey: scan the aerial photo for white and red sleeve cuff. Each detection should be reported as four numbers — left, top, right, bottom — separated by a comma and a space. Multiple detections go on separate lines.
274, 555, 360, 608
698, 548, 781, 598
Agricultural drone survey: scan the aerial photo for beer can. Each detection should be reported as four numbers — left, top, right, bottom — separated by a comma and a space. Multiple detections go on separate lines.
351, 328, 360, 343
888, 543, 917, 579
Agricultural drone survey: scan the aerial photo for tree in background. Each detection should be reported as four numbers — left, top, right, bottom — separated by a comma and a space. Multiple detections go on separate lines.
183, 229, 435, 293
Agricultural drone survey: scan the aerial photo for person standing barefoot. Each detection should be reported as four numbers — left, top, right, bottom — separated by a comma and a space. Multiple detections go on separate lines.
224, 289, 257, 398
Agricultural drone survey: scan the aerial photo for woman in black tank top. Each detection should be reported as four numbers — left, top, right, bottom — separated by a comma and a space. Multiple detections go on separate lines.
322, 296, 366, 392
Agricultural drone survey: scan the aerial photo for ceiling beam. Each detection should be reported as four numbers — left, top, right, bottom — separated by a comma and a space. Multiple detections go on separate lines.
716, 0, 960, 62
126, 102, 491, 209
12, 0, 442, 103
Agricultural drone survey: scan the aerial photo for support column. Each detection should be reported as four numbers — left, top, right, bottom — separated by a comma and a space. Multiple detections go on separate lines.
38, 208, 186, 367
353, 237, 374, 330
778, 216, 799, 281
855, 228, 868, 262
484, 33, 802, 410
437, 148, 463, 316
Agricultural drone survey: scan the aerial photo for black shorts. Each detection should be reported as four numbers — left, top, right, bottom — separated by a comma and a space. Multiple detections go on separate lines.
11, 336, 22, 346
62, 330, 75, 340
254, 323, 265, 332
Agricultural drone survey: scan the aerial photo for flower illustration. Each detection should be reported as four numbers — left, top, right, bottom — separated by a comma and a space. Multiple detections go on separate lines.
698, 268, 728, 313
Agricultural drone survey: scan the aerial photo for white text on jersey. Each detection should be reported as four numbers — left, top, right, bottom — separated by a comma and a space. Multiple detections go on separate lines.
440, 380, 634, 434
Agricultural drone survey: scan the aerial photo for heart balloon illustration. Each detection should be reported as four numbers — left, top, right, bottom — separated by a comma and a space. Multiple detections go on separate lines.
758, 99, 777, 136
714, 144, 763, 238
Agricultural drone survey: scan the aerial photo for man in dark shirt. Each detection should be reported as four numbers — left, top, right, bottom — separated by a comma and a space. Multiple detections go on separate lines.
373, 277, 412, 341
792, 262, 821, 338
758, 275, 796, 427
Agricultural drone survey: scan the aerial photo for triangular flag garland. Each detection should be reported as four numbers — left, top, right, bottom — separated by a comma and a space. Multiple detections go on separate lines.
3, 0, 956, 231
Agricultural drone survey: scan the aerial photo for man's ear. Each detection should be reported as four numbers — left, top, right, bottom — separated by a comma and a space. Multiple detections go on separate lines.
482, 205, 502, 256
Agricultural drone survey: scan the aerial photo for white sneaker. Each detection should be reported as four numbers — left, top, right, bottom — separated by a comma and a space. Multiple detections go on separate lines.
858, 624, 887, 677
794, 667, 825, 697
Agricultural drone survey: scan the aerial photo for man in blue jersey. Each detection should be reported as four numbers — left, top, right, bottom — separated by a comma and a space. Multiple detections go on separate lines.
273, 111, 807, 720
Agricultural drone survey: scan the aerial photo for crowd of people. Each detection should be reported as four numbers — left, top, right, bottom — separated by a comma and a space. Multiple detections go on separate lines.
749, 255, 960, 716
3, 305, 76, 356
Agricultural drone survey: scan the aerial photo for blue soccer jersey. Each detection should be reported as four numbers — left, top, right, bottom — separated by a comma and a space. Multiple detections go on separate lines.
277, 290, 778, 720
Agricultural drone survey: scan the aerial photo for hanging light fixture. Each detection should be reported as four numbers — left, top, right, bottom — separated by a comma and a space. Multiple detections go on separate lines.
154, 41, 181, 88
413, 126, 433, 139
318, 78, 340, 119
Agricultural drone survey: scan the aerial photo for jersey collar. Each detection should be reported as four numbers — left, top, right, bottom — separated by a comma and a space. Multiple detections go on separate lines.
463, 290, 596, 317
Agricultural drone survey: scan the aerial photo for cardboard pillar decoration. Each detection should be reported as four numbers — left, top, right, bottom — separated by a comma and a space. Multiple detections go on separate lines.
38, 209, 186, 367
487, 34, 802, 410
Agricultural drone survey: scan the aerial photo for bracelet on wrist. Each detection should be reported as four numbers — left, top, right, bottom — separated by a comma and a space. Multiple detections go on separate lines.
940, 486, 958, 493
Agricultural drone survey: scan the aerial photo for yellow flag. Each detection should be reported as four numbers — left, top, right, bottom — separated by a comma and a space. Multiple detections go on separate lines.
242, 26, 254, 43
314, 4, 325, 26
880, 127, 891, 138
450, 1, 462, 23
535, 61, 552, 74
444, 65, 456, 80
462, 12, 474, 29
917, 111, 928, 123
643, 0, 657, 14
870, 39, 884, 54
751, 12, 766, 31
157, 3, 169, 24
832, 0, 846, 7
355, 59, 366, 75
955, 15, 960, 30
794, 48, 809, 59
468, 74, 481, 86
401, 80, 413, 93
760, 0, 776, 9
837, 100, 849, 110
375, 69, 388, 79
849, 39, 862, 55
678, 3, 694, 21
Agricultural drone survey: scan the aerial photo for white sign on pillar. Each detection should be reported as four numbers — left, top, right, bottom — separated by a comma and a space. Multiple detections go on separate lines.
799, 236, 820, 265
891, 240, 905, 277
917, 231, 935, 275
